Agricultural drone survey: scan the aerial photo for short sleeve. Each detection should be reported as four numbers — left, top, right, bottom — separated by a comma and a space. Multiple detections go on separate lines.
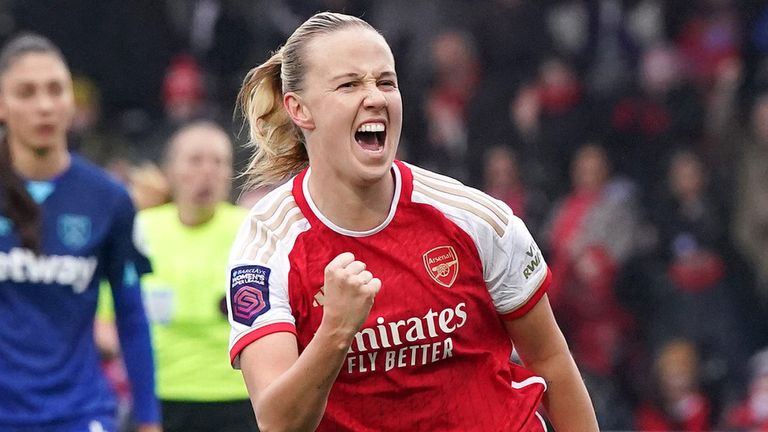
227, 215, 298, 369
406, 164, 550, 321
484, 214, 551, 320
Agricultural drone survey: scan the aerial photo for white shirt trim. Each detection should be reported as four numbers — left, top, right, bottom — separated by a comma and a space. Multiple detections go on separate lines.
511, 375, 547, 391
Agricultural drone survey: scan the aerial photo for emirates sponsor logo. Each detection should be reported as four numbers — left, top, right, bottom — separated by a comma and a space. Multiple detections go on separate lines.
423, 245, 459, 288
345, 302, 468, 374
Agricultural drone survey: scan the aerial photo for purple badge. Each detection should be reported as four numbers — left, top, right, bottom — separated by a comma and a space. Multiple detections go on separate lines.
229, 265, 271, 325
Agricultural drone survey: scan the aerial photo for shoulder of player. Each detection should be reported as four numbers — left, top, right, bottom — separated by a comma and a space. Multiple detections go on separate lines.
66, 154, 135, 214
405, 162, 512, 237
67, 154, 115, 185
232, 182, 306, 262
137, 202, 175, 225
67, 154, 130, 198
245, 181, 300, 225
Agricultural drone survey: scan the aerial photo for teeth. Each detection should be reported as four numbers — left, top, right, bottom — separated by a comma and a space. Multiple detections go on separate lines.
357, 122, 385, 133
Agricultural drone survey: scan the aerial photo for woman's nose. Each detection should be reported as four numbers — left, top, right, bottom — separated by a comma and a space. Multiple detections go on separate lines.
364, 86, 387, 109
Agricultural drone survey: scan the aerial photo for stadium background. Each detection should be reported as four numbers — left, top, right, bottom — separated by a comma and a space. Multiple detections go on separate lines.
3, 0, 768, 430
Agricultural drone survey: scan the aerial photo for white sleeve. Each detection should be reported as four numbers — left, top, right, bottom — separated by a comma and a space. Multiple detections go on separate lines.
226, 187, 305, 368
484, 213, 550, 320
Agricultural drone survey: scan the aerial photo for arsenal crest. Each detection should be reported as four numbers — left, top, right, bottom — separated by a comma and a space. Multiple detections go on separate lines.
423, 245, 459, 288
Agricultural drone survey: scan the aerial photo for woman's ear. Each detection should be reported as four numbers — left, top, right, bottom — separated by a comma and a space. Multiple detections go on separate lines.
284, 92, 315, 131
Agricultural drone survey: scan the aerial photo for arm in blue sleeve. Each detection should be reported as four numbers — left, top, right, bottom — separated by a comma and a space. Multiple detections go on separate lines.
106, 191, 160, 425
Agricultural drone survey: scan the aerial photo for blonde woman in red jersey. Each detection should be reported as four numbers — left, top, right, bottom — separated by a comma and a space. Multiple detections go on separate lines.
227, 12, 598, 432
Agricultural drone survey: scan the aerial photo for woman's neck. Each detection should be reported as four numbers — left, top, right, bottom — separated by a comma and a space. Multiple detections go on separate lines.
176, 202, 216, 227
307, 168, 395, 232
10, 143, 70, 180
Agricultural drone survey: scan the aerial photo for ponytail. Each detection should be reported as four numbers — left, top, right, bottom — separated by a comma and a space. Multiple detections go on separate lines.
237, 50, 307, 189
0, 135, 41, 252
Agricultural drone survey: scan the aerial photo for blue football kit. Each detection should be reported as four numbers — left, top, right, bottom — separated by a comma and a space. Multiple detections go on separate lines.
0, 154, 159, 431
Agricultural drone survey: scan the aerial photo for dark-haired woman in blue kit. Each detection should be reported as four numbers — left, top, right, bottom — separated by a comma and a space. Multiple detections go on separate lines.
0, 33, 161, 432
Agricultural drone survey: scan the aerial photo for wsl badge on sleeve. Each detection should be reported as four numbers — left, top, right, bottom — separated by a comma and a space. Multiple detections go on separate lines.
229, 265, 271, 326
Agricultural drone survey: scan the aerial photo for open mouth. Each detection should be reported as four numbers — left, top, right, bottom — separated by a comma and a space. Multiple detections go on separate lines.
193, 186, 214, 202
355, 122, 386, 152
35, 124, 56, 135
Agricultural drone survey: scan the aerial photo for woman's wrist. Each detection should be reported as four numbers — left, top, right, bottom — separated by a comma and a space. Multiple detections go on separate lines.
315, 318, 357, 352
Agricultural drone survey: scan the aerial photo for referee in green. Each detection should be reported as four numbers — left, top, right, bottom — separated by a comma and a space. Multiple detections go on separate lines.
139, 122, 256, 432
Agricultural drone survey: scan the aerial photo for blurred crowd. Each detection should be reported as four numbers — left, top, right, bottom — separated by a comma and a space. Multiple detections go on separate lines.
4, 0, 768, 430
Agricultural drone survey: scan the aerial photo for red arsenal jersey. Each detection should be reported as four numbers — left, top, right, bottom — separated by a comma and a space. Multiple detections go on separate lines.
228, 161, 551, 431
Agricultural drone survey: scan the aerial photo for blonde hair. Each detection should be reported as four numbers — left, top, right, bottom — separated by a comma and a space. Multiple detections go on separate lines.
237, 12, 376, 188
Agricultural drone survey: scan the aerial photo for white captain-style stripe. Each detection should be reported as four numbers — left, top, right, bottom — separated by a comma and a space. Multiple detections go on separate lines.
243, 197, 298, 259
234, 182, 309, 264
408, 163, 509, 224
232, 187, 292, 259
408, 163, 509, 237
254, 208, 305, 264
510, 376, 547, 391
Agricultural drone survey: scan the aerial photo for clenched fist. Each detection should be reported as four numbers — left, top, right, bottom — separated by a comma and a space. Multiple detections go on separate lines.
319, 252, 382, 345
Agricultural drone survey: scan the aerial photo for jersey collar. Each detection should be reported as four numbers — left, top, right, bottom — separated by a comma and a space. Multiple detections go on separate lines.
292, 162, 408, 237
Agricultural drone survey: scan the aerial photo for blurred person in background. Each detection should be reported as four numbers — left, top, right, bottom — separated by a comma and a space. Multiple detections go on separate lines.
651, 149, 751, 412
607, 44, 706, 198
675, 0, 741, 92
543, 143, 640, 429
162, 54, 208, 127
507, 82, 543, 169
414, 29, 481, 183
96, 160, 169, 432
137, 121, 253, 431
531, 57, 588, 197
635, 339, 712, 432
725, 347, 768, 431
132, 53, 215, 165
128, 162, 171, 212
481, 144, 548, 240
0, 33, 160, 432
733, 93, 768, 335
471, 57, 589, 198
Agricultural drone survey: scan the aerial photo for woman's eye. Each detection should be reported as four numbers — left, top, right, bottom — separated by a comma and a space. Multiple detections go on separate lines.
16, 85, 35, 99
379, 80, 396, 88
48, 82, 63, 96
338, 82, 356, 89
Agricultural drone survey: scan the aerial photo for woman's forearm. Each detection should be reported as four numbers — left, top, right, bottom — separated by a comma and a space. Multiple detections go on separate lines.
242, 325, 353, 432
528, 350, 599, 432
241, 253, 381, 431
504, 297, 599, 432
